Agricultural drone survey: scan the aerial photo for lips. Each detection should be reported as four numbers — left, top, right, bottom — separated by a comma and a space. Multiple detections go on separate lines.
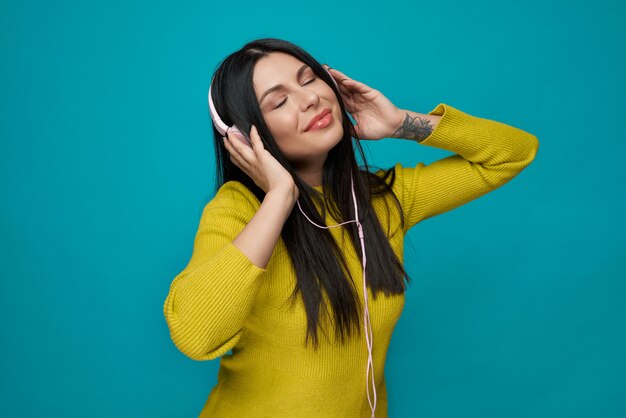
305, 108, 332, 132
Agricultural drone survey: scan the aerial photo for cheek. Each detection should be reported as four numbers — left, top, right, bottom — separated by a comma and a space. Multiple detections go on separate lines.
266, 111, 300, 140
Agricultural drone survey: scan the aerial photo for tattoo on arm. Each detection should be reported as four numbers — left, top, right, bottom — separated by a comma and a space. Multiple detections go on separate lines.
391, 113, 434, 143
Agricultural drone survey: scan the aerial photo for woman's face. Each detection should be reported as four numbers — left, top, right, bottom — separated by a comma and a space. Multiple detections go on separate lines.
253, 52, 343, 171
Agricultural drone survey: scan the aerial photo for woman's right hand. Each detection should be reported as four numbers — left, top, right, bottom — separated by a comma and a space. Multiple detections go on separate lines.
223, 125, 299, 201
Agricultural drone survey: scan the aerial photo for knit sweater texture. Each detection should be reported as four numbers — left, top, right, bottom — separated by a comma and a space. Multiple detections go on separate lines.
163, 103, 539, 417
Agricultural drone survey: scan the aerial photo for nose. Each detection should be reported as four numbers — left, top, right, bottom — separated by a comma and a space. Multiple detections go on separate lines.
298, 86, 320, 112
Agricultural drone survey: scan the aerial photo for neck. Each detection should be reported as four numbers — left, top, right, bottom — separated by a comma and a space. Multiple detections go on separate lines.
296, 169, 323, 189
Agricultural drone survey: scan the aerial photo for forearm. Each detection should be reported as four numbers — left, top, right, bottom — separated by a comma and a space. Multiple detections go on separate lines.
390, 103, 539, 229
232, 187, 295, 270
390, 109, 442, 142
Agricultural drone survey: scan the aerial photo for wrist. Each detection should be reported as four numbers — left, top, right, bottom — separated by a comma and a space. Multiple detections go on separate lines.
267, 184, 298, 207
389, 108, 408, 139
389, 108, 437, 142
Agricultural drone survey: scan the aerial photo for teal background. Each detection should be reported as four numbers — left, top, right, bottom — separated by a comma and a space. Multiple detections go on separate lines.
1, 0, 625, 416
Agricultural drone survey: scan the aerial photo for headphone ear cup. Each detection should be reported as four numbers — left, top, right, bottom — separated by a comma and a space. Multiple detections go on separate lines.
229, 125, 252, 148
323, 66, 339, 89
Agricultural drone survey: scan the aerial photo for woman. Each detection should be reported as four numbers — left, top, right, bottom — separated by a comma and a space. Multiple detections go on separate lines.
163, 38, 539, 418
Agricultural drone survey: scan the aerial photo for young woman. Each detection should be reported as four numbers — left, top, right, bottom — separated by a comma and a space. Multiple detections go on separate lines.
163, 38, 539, 418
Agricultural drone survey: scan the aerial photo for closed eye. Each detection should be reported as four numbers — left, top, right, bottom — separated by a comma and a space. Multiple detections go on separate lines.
274, 77, 317, 109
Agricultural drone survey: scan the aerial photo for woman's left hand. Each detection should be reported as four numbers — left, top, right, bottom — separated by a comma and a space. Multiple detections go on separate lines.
323, 64, 403, 140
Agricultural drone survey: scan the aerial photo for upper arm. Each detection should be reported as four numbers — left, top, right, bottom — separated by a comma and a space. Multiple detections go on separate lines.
395, 154, 519, 231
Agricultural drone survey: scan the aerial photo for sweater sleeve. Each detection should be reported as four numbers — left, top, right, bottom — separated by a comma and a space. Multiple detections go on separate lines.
396, 103, 539, 232
163, 182, 267, 361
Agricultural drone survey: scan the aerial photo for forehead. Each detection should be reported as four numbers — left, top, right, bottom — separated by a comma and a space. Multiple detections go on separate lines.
253, 52, 309, 91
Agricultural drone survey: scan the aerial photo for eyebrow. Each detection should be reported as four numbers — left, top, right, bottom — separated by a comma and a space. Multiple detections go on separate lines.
259, 64, 311, 105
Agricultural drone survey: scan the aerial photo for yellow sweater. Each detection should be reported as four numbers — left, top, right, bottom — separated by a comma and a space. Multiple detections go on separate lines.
163, 103, 539, 417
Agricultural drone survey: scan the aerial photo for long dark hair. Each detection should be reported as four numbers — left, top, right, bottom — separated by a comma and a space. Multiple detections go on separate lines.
209, 38, 412, 350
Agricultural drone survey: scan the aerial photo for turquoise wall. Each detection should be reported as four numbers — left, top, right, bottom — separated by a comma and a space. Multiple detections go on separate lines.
1, 0, 624, 416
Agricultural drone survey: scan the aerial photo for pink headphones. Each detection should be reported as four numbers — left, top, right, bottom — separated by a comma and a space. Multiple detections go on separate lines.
208, 65, 377, 417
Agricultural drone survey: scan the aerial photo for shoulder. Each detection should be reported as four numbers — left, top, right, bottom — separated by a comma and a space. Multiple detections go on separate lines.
202, 180, 261, 219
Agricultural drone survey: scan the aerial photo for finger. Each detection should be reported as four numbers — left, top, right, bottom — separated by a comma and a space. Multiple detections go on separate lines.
322, 63, 335, 74
225, 132, 252, 169
231, 129, 250, 148
223, 135, 238, 158
324, 65, 350, 88
250, 125, 264, 152
227, 129, 250, 155
327, 67, 349, 81
224, 137, 252, 176
329, 68, 372, 93
334, 77, 352, 96
328, 68, 362, 97
223, 136, 238, 162
340, 78, 372, 95
332, 76, 353, 99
